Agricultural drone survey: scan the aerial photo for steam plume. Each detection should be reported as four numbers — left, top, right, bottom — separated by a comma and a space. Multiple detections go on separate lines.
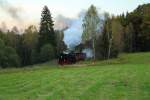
82, 48, 93, 58
63, 10, 104, 49
63, 11, 86, 49
54, 15, 71, 31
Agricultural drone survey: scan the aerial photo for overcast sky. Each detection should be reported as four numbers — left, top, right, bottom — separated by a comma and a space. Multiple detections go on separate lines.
0, 0, 149, 30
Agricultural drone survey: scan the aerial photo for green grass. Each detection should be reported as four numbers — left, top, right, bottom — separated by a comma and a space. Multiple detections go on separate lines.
0, 52, 150, 100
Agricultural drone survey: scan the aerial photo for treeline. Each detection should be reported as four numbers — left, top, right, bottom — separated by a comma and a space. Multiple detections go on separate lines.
0, 6, 66, 68
105, 3, 150, 53
0, 4, 149, 68
79, 3, 150, 60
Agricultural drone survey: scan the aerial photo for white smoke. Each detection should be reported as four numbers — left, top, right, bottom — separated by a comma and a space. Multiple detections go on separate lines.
82, 48, 93, 58
63, 11, 86, 49
53, 13, 84, 49
54, 10, 105, 59
54, 15, 71, 31
61, 10, 106, 59
64, 17, 83, 49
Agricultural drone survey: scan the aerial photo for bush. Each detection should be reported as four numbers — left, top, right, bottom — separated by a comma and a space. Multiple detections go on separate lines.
40, 44, 55, 62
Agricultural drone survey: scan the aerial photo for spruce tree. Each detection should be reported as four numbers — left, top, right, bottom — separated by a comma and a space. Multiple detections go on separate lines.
38, 6, 56, 50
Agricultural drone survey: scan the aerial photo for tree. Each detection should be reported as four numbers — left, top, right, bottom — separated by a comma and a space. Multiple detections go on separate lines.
38, 6, 56, 50
96, 33, 109, 59
11, 26, 19, 34
0, 30, 6, 42
0, 39, 5, 48
2, 46, 20, 68
127, 3, 150, 51
105, 16, 112, 59
111, 19, 124, 52
21, 25, 39, 65
96, 13, 122, 60
140, 20, 150, 51
95, 14, 117, 60
55, 30, 67, 55
124, 23, 134, 52
96, 19, 110, 59
0, 39, 20, 68
5, 30, 20, 50
40, 44, 55, 62
82, 5, 100, 60
23, 25, 38, 49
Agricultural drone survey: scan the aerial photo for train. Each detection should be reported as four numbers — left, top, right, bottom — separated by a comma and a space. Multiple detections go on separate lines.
58, 52, 86, 65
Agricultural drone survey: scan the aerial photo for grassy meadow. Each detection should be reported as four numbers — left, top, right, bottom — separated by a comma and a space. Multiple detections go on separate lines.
0, 52, 150, 100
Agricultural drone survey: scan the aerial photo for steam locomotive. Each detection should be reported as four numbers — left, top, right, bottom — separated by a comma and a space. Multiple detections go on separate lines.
58, 52, 86, 65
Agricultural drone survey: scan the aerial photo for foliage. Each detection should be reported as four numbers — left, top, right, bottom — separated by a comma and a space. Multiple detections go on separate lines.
124, 23, 134, 52
16, 25, 39, 66
38, 6, 56, 50
0, 4, 150, 68
96, 16, 119, 60
97, 3, 150, 56
82, 5, 101, 60
0, 39, 20, 68
95, 24, 109, 59
0, 6, 59, 67
55, 30, 67, 55
126, 3, 150, 51
5, 30, 20, 50
40, 44, 55, 62
111, 19, 124, 52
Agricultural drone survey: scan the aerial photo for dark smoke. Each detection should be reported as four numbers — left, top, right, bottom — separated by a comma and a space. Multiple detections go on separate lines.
0, 0, 22, 20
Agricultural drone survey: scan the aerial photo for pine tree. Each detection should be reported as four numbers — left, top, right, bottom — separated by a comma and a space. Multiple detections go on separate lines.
38, 6, 56, 50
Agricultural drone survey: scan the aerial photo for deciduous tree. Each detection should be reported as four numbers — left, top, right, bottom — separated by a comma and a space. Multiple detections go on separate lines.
82, 5, 101, 60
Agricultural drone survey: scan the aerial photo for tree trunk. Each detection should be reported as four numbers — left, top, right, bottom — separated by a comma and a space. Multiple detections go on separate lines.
93, 38, 96, 61
108, 38, 112, 59
107, 32, 112, 59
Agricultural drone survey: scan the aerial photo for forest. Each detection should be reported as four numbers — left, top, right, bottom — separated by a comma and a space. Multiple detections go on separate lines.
0, 3, 150, 68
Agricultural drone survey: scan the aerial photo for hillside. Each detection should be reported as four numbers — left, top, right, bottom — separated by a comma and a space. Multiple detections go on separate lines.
0, 52, 150, 100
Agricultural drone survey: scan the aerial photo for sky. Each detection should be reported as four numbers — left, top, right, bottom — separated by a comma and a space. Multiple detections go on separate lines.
0, 0, 149, 30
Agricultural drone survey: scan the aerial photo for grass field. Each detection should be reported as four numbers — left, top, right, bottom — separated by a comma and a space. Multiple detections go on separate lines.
0, 52, 150, 100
